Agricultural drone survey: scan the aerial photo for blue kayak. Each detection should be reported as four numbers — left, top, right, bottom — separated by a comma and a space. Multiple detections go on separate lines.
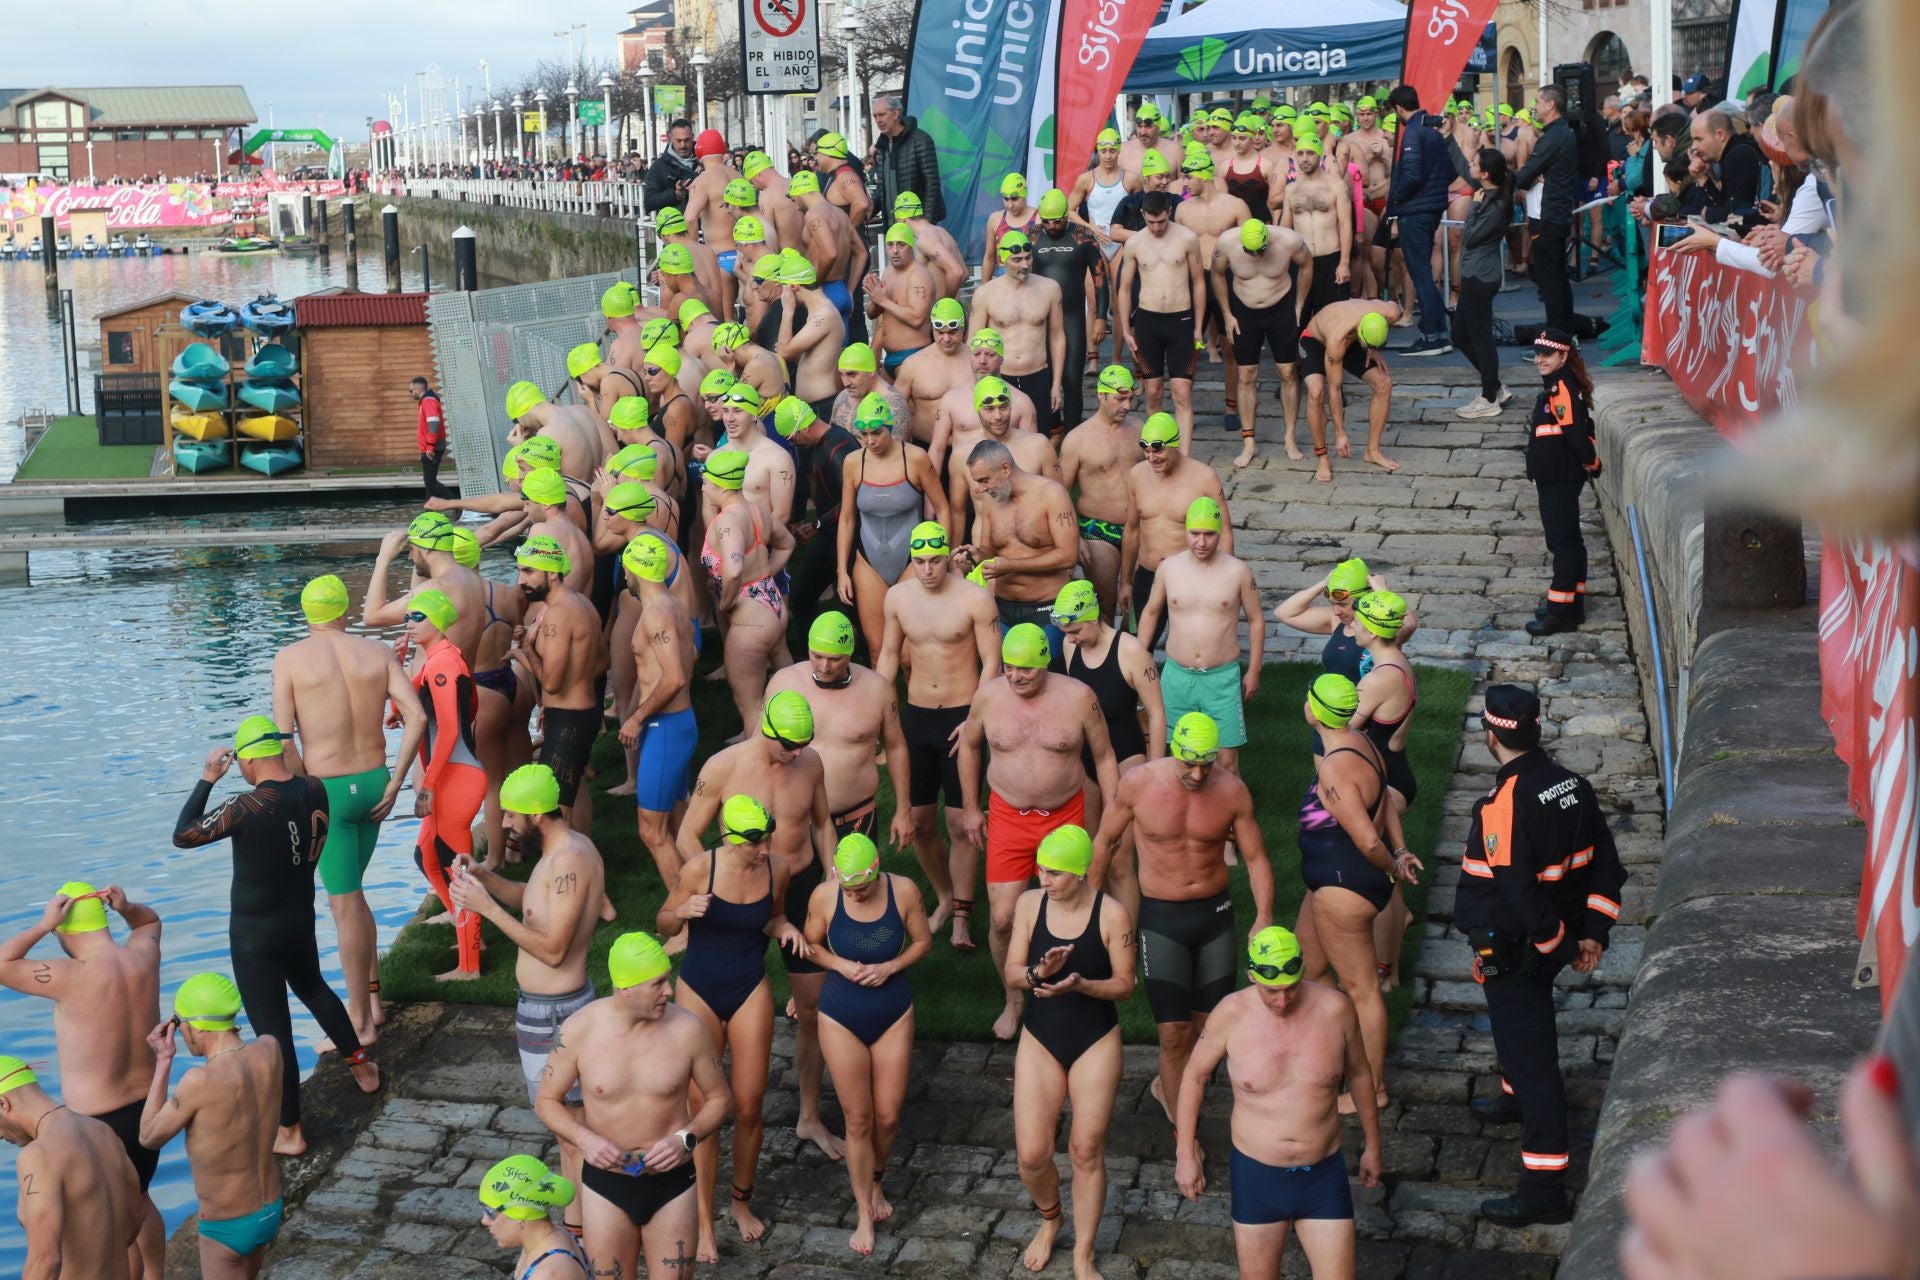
240, 295, 295, 337
172, 437, 231, 473
180, 300, 238, 338
244, 343, 298, 380
237, 380, 300, 413
169, 378, 228, 412
239, 441, 303, 476
171, 342, 229, 380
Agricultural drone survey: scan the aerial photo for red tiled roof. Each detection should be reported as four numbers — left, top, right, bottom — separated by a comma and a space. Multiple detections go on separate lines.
295, 291, 429, 328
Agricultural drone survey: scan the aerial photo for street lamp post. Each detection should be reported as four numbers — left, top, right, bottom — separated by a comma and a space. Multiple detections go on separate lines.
491, 100, 502, 167
639, 62, 657, 162
566, 80, 580, 160
415, 70, 428, 168
692, 48, 710, 130
599, 74, 616, 156
534, 90, 550, 162
512, 94, 526, 162
840, 8, 862, 157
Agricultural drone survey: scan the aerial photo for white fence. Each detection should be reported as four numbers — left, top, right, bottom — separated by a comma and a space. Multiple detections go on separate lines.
396, 177, 651, 220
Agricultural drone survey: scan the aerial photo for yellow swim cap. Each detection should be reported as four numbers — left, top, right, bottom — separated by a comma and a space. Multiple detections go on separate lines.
174, 972, 243, 1031
721, 794, 774, 843
505, 381, 547, 421
500, 764, 562, 815
606, 482, 657, 523
301, 574, 349, 625
450, 527, 482, 568
601, 281, 639, 318
808, 610, 856, 656
609, 931, 672, 989
520, 467, 567, 507
233, 715, 288, 761
408, 588, 459, 633
1036, 824, 1093, 876
608, 442, 658, 481
761, 690, 814, 745
479, 1154, 574, 1222
621, 533, 673, 584
53, 881, 108, 934
1308, 673, 1359, 728
0, 1056, 38, 1096
609, 396, 649, 432
1248, 926, 1303, 986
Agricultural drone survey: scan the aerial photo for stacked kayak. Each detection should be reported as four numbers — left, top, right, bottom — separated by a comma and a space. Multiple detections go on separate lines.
169, 409, 228, 441
171, 343, 228, 380
240, 295, 295, 336
244, 343, 297, 379
237, 380, 300, 413
240, 441, 304, 475
180, 300, 238, 338
169, 379, 227, 412
173, 438, 232, 473
236, 414, 298, 442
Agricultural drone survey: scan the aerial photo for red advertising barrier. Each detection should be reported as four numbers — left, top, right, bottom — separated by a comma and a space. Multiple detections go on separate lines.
1641, 243, 1920, 1009
1401, 0, 1501, 115
0, 179, 346, 233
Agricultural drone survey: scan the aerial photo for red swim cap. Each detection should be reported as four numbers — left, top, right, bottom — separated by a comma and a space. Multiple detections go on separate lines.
695, 129, 727, 158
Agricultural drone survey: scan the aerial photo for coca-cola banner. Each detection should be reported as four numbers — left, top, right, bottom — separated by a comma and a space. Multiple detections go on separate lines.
0, 180, 347, 232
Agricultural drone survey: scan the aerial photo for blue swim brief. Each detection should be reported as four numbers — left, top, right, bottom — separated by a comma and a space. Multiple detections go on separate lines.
199, 1198, 284, 1256
822, 280, 853, 332
717, 249, 738, 275
883, 345, 924, 373
1229, 1149, 1353, 1225
635, 706, 699, 813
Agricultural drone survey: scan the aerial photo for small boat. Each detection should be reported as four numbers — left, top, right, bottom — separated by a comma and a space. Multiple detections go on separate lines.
169, 409, 228, 441
170, 343, 229, 380
80, 234, 99, 258
179, 300, 239, 338
107, 235, 128, 257
239, 296, 296, 337
236, 380, 300, 413
214, 236, 277, 254
133, 234, 153, 256
169, 378, 228, 412
55, 236, 71, 259
244, 343, 298, 379
28, 236, 42, 256
172, 437, 231, 474
0, 240, 14, 261
239, 441, 302, 476
235, 413, 298, 442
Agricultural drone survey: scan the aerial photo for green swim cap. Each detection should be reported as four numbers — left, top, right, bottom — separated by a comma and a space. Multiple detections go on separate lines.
1141, 412, 1180, 447
885, 221, 917, 247
725, 178, 758, 207
1240, 220, 1270, 251
609, 931, 672, 989
0, 1056, 38, 1096
1036, 824, 1093, 876
640, 317, 680, 350
1097, 364, 1135, 394
609, 442, 658, 481
721, 794, 774, 843
1000, 172, 1028, 198
761, 690, 815, 744
700, 369, 737, 398
658, 244, 694, 275
1170, 712, 1221, 763
501, 763, 562, 815
973, 375, 1011, 409
808, 611, 856, 657
970, 328, 1005, 355
787, 170, 821, 197
816, 132, 850, 159
679, 298, 713, 326
712, 322, 751, 353
518, 434, 563, 471
834, 832, 882, 886
656, 207, 688, 236
722, 382, 764, 414
1002, 622, 1051, 669
1186, 496, 1224, 532
1308, 673, 1359, 728
855, 391, 896, 433
838, 342, 878, 373
749, 253, 780, 284
301, 574, 349, 625
908, 520, 950, 559
1096, 127, 1122, 148
1355, 590, 1407, 638
1356, 312, 1389, 349
893, 191, 924, 218
966, 558, 995, 587
606, 483, 657, 523
409, 587, 459, 633
520, 467, 567, 507
601, 281, 639, 318
514, 535, 570, 576
776, 250, 818, 287
998, 230, 1032, 258
52, 881, 108, 935
451, 527, 482, 568
1036, 189, 1069, 220
408, 510, 455, 551
479, 1154, 574, 1222
233, 715, 288, 761
1051, 579, 1099, 627
733, 215, 766, 244
774, 397, 816, 439
1141, 151, 1171, 177
174, 972, 242, 1031
1234, 111, 1265, 133
567, 343, 603, 380
1327, 557, 1370, 593
931, 297, 964, 327
742, 150, 773, 179
1183, 156, 1215, 179
1248, 926, 1303, 986
610, 396, 650, 433
705, 450, 749, 490
622, 533, 674, 584
505, 381, 547, 421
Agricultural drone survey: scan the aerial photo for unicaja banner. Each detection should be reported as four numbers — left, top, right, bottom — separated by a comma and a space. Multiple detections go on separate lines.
1052, 0, 1163, 191
1401, 0, 1502, 113
905, 0, 1056, 264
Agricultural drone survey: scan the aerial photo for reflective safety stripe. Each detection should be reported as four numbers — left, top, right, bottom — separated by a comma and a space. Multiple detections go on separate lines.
1534, 424, 1564, 436
1537, 846, 1595, 881
1521, 1150, 1570, 1170
1575, 580, 1588, 593
1501, 1077, 1515, 1095
1533, 921, 1566, 953
1587, 894, 1621, 920
1462, 857, 1495, 878
1547, 588, 1578, 603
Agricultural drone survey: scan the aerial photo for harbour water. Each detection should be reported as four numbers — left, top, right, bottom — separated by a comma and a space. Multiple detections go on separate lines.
0, 533, 487, 1270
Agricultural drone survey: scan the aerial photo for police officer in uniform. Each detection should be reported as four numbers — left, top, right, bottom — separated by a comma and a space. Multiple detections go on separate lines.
1522, 328, 1601, 637
1455, 685, 1625, 1226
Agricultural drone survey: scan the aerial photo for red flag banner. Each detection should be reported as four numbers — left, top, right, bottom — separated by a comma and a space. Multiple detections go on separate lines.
1401, 0, 1501, 114
1054, 0, 1163, 191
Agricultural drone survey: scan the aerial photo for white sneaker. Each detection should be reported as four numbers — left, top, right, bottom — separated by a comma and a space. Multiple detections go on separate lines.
1457, 396, 1502, 419
1495, 384, 1514, 406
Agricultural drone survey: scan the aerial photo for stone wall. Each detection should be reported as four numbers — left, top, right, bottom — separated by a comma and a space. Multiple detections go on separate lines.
320, 196, 639, 291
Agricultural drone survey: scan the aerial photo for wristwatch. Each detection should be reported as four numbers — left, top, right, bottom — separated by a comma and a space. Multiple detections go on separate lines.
676, 1128, 696, 1153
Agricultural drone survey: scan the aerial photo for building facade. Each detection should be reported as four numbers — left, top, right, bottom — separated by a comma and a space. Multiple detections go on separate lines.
0, 85, 256, 182
1492, 0, 1733, 106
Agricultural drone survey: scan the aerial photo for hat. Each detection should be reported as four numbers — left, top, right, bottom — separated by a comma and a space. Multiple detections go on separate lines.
1274, 103, 1298, 119
655, 207, 689, 236
1210, 107, 1235, 125
478, 1155, 575, 1223
1181, 154, 1214, 178
658, 244, 694, 275
885, 221, 917, 247
1233, 111, 1264, 133
637, 314, 679, 349
1170, 712, 1221, 763
970, 328, 1005, 355
700, 369, 737, 398
723, 382, 764, 414
1328, 557, 1370, 593
695, 128, 727, 157
1002, 622, 1050, 669
751, 253, 783, 282
1096, 128, 1122, 148
409, 586, 460, 633
1357, 95, 1379, 112
733, 214, 766, 244
679, 297, 714, 326
1097, 364, 1135, 394
1533, 326, 1574, 353
973, 375, 1012, 409
712, 321, 751, 353
1136, 103, 1162, 122
721, 794, 774, 842
998, 230, 1032, 258
724, 178, 758, 207
52, 881, 108, 935
0, 1057, 37, 1097
408, 510, 455, 551
742, 150, 774, 179
601, 281, 639, 318
233, 714, 289, 761
1355, 589, 1407, 638
621, 532, 674, 584
450, 527, 482, 568
1307, 673, 1359, 728
520, 466, 566, 507
1035, 824, 1093, 876
1000, 172, 1028, 199
908, 519, 950, 559
500, 763, 562, 815
773, 397, 817, 439
815, 131, 849, 159
1240, 219, 1269, 251
833, 832, 882, 886
775, 250, 817, 286
856, 391, 896, 434
787, 170, 821, 197
893, 191, 924, 218
514, 535, 570, 576
931, 297, 965, 328
1356, 311, 1389, 348
837, 342, 878, 374
174, 973, 243, 1030
808, 610, 856, 656
566, 343, 602, 379
704, 449, 749, 490
1050, 579, 1099, 627
1140, 412, 1179, 447
301, 573, 349, 625
1481, 684, 1542, 736
1036, 189, 1069, 220
606, 483, 657, 522
761, 689, 814, 744
1682, 74, 1711, 95
505, 381, 547, 421
1294, 137, 1323, 156
1248, 926, 1303, 986
1186, 495, 1223, 532
644, 343, 682, 377
608, 931, 671, 989
1140, 150, 1171, 177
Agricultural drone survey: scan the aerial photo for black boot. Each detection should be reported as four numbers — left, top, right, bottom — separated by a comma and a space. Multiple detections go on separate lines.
1471, 1093, 1523, 1122
1526, 611, 1581, 637
1480, 1193, 1572, 1226
1534, 603, 1585, 622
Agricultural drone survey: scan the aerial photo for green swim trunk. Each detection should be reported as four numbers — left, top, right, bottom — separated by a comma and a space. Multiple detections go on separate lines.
319, 767, 391, 894
1161, 659, 1247, 748
1078, 516, 1124, 548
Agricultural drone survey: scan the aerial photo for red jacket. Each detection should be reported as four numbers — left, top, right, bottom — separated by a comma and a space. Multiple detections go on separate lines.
416, 393, 444, 452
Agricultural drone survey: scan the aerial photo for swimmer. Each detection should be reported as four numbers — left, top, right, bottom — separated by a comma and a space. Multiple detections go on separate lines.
0, 1055, 142, 1279
1004, 826, 1136, 1280
138, 974, 286, 1278
614, 535, 701, 890
699, 450, 797, 740
478, 1154, 589, 1279
1299, 300, 1401, 481
1119, 415, 1231, 648
835, 392, 949, 657
891, 298, 974, 452
364, 511, 488, 666
406, 591, 490, 980
863, 222, 935, 374
1059, 366, 1143, 617
1348, 590, 1421, 990
517, 535, 610, 836
960, 436, 1078, 637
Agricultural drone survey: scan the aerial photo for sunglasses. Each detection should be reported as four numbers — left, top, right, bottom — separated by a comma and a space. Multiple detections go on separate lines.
932, 320, 964, 332
977, 395, 1011, 408
1141, 440, 1171, 452
1249, 955, 1304, 982
725, 822, 776, 843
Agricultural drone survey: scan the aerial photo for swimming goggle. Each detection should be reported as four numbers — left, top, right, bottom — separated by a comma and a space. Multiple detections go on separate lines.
405, 610, 433, 623
977, 393, 1011, 409
1141, 440, 1171, 453
854, 419, 892, 435
723, 820, 777, 843
643, 363, 667, 377
1248, 955, 1304, 982
910, 534, 948, 552
234, 728, 293, 754
932, 318, 964, 332
1326, 589, 1355, 603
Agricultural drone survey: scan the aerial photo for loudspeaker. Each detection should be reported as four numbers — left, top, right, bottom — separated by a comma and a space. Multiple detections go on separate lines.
1553, 61, 1598, 122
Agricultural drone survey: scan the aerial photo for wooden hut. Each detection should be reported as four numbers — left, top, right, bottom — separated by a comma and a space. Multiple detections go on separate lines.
97, 291, 212, 379
293, 289, 434, 470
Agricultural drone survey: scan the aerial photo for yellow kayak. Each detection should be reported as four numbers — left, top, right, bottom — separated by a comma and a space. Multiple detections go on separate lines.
236, 414, 299, 443
170, 409, 228, 441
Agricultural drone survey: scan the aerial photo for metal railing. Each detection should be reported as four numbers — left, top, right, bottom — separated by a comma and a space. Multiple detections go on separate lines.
397, 177, 652, 220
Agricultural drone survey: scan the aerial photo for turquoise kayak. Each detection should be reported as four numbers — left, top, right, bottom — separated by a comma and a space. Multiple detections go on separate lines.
172, 437, 231, 473
171, 343, 229, 380
239, 441, 303, 476
237, 380, 300, 413
244, 344, 298, 379
170, 378, 228, 412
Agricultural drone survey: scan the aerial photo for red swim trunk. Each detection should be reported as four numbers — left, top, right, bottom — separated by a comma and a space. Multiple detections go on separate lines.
1364, 196, 1387, 217
986, 791, 1086, 884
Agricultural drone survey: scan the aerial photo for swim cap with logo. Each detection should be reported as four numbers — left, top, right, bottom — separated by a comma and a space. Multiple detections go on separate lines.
816, 132, 849, 159
1356, 589, 1407, 638
966, 558, 995, 587
856, 392, 896, 433
1140, 151, 1171, 177
301, 574, 349, 625
725, 178, 758, 207
998, 230, 1032, 258
970, 328, 1005, 355
1186, 496, 1224, 532
1051, 579, 1099, 626
761, 690, 815, 744
833, 832, 882, 886
656, 207, 689, 236
908, 520, 949, 559
1357, 95, 1378, 111
505, 381, 547, 420
601, 281, 640, 318
1096, 127, 1122, 148
610, 397, 650, 433
0, 1057, 37, 1096
973, 375, 1012, 409
640, 317, 680, 349
658, 244, 694, 275
516, 435, 563, 472
1274, 103, 1298, 119
514, 535, 570, 576
1036, 824, 1093, 876
644, 344, 683, 380
408, 587, 459, 633
233, 715, 289, 761
893, 191, 924, 218
808, 610, 856, 656
1183, 154, 1215, 178
608, 442, 658, 481
679, 298, 713, 326
1141, 412, 1180, 447
750, 255, 780, 283
1097, 365, 1136, 394
53, 881, 108, 934
520, 467, 566, 507
774, 397, 817, 439
1036, 189, 1069, 220
478, 1154, 573, 1221
408, 510, 455, 550
500, 763, 562, 815
1308, 673, 1360, 728
885, 221, 917, 247
621, 533, 674, 584
1248, 926, 1303, 986
174, 972, 243, 1030
1356, 312, 1390, 349
787, 170, 821, 197
733, 215, 766, 244
742, 150, 773, 179
838, 342, 878, 373
1234, 111, 1265, 133
776, 250, 818, 287
1000, 172, 1027, 198
606, 483, 657, 523
608, 931, 672, 988
1170, 712, 1221, 762
931, 297, 965, 327
700, 369, 737, 398
1240, 220, 1270, 251
723, 382, 764, 414
450, 527, 482, 568
721, 794, 775, 842
1328, 557, 1370, 593
1002, 622, 1051, 669
1294, 136, 1322, 156
1137, 103, 1161, 121
566, 343, 603, 379
705, 450, 749, 490
712, 322, 751, 353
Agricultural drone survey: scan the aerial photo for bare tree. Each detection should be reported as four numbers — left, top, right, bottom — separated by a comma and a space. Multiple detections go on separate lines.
820, 0, 914, 92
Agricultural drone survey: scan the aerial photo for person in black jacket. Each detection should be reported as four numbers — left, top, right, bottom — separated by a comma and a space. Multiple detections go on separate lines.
1691, 109, 1763, 229
643, 119, 698, 214
1383, 85, 1455, 356
871, 95, 944, 226
1513, 86, 1582, 335
1521, 329, 1600, 636
1441, 145, 1515, 417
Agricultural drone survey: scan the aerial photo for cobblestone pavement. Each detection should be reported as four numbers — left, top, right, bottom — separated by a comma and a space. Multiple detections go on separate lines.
260, 358, 1662, 1280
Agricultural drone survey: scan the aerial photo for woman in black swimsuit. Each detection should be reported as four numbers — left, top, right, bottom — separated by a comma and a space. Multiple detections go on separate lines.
1003, 825, 1136, 1280
1349, 589, 1420, 990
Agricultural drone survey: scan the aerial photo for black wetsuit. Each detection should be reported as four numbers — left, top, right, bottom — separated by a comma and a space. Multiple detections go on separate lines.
1030, 222, 1104, 432
173, 776, 364, 1127
1022, 891, 1117, 1067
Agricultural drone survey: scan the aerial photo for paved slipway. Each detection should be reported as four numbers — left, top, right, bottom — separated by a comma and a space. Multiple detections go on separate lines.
259, 362, 1662, 1280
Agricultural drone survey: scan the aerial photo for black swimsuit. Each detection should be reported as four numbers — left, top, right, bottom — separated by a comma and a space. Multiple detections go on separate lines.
1297, 742, 1394, 912
1360, 661, 1419, 804
1063, 634, 1147, 765
1022, 892, 1118, 1068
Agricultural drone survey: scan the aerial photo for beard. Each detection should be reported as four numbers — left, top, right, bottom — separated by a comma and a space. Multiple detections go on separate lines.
520, 582, 551, 603
519, 823, 547, 862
